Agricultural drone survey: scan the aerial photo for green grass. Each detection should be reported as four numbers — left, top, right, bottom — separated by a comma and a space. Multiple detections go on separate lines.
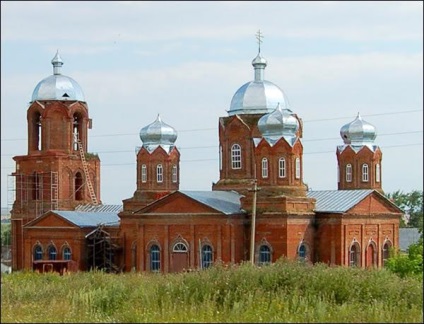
1, 259, 422, 323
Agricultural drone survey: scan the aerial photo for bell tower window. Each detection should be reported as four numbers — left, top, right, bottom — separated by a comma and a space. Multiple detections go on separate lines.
157, 164, 163, 183
141, 164, 147, 183
73, 113, 83, 151
261, 158, 268, 178
279, 158, 286, 178
172, 165, 178, 183
75, 172, 84, 201
362, 164, 369, 182
346, 164, 352, 182
376, 163, 380, 183
295, 157, 301, 179
231, 144, 241, 169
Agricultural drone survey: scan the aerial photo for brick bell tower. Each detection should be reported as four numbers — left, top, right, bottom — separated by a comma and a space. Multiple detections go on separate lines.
121, 114, 180, 212
10, 51, 101, 270
337, 113, 383, 192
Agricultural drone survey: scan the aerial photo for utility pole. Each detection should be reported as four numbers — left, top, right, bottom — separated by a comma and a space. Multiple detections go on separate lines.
249, 179, 260, 265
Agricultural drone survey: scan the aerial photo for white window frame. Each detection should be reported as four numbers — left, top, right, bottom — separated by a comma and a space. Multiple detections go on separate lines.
261, 158, 268, 178
172, 165, 178, 183
156, 164, 163, 183
346, 164, 352, 182
141, 164, 147, 183
278, 158, 286, 178
362, 163, 369, 182
231, 144, 242, 169
375, 163, 380, 183
295, 157, 300, 179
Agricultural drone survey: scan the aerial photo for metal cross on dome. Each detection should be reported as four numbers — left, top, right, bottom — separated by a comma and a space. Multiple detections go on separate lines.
256, 30, 264, 53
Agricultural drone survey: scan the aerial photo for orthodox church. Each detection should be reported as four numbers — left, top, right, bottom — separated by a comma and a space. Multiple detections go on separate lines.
10, 42, 402, 274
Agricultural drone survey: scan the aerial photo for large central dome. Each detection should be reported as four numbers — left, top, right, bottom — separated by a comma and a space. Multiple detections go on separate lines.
31, 51, 85, 102
228, 53, 290, 116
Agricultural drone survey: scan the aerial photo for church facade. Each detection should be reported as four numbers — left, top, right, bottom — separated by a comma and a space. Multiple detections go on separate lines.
11, 45, 402, 274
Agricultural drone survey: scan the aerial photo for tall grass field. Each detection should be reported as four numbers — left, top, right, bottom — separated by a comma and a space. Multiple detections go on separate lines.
1, 259, 422, 323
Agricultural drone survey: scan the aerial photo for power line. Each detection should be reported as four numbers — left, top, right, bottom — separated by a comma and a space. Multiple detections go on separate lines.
2, 109, 422, 142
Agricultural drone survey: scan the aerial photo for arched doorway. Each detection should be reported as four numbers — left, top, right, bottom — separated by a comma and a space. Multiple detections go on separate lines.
171, 241, 189, 273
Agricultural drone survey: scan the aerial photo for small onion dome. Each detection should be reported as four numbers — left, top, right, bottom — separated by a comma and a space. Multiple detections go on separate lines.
340, 113, 377, 145
228, 53, 290, 116
31, 51, 85, 102
257, 103, 299, 146
139, 114, 178, 153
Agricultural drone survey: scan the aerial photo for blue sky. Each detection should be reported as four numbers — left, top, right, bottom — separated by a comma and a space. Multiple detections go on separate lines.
1, 1, 423, 206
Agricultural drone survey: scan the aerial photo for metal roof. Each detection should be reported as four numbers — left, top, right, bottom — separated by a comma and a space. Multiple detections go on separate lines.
52, 211, 120, 227
399, 228, 421, 252
307, 189, 374, 213
180, 190, 244, 215
75, 204, 123, 212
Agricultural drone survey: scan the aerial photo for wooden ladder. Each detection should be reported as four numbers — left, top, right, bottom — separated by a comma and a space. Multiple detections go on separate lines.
77, 140, 98, 205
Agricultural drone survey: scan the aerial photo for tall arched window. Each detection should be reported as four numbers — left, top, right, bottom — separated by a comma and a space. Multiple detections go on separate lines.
382, 241, 391, 267
362, 164, 369, 182
346, 164, 352, 182
258, 245, 271, 266
298, 243, 308, 261
172, 165, 178, 183
150, 244, 161, 272
34, 244, 43, 261
48, 245, 57, 260
72, 113, 84, 151
375, 164, 380, 183
219, 145, 223, 171
201, 244, 213, 269
337, 165, 340, 183
295, 157, 301, 179
62, 246, 72, 260
349, 242, 360, 267
156, 164, 163, 183
31, 112, 42, 151
231, 144, 241, 169
75, 172, 84, 200
141, 164, 147, 183
261, 158, 268, 178
278, 158, 286, 178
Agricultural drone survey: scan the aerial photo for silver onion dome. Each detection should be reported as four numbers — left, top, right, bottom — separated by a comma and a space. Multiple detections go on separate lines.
139, 114, 178, 153
257, 103, 299, 146
31, 51, 85, 102
340, 113, 377, 145
228, 52, 290, 116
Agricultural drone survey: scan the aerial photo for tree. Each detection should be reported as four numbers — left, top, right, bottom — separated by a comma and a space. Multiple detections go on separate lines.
386, 190, 423, 230
385, 236, 423, 278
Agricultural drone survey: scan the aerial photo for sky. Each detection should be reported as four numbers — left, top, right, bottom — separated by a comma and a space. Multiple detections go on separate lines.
1, 1, 423, 208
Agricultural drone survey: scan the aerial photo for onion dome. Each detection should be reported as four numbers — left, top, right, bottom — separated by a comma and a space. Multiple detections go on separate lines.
139, 114, 178, 153
340, 113, 377, 145
228, 52, 290, 116
31, 51, 85, 102
257, 103, 299, 146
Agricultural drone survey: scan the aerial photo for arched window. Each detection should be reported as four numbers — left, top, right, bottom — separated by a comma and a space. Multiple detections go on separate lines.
75, 172, 84, 200
131, 241, 137, 271
72, 113, 84, 151
231, 144, 241, 169
376, 164, 380, 183
150, 244, 161, 272
173, 242, 188, 252
30, 111, 42, 151
258, 245, 271, 266
337, 165, 340, 183
219, 145, 223, 171
201, 244, 213, 269
295, 157, 301, 179
172, 165, 178, 183
346, 164, 352, 182
261, 158, 268, 178
62, 246, 72, 260
34, 244, 43, 261
48, 245, 57, 260
141, 164, 147, 183
382, 241, 391, 267
362, 164, 369, 182
298, 243, 308, 261
156, 164, 163, 183
349, 242, 360, 267
278, 158, 286, 178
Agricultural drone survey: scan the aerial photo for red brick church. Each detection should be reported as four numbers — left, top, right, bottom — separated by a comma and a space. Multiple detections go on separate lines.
10, 44, 402, 274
